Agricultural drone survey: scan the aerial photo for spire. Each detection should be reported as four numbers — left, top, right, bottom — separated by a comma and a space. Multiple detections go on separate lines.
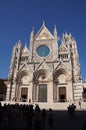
17, 40, 22, 48
53, 25, 58, 60
18, 39, 22, 44
25, 43, 27, 48
12, 43, 17, 55
42, 20, 45, 26
32, 26, 34, 32
18, 40, 22, 45
13, 43, 17, 50
31, 27, 34, 36
30, 27, 34, 43
23, 43, 29, 55
54, 25, 57, 35
54, 25, 57, 42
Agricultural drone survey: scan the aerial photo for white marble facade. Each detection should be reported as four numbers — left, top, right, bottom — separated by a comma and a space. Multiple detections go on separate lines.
6, 22, 83, 103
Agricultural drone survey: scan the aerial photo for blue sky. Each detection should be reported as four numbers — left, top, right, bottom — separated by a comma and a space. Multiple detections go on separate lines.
0, 0, 86, 80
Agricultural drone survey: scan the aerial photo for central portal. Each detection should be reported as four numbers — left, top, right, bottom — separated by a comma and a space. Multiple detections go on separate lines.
38, 84, 47, 102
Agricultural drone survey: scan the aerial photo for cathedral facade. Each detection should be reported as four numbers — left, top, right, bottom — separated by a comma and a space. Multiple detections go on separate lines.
6, 23, 83, 103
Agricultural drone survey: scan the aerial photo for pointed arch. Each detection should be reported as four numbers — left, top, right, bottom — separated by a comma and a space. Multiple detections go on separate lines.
33, 68, 52, 81
15, 70, 29, 85
53, 68, 71, 81
32, 68, 52, 102
53, 68, 71, 102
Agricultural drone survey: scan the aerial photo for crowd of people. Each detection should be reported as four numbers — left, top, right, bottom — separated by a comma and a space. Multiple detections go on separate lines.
0, 102, 86, 130
0, 103, 54, 130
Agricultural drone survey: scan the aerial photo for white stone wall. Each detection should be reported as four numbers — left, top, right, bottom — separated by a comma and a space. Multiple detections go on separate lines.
6, 23, 83, 104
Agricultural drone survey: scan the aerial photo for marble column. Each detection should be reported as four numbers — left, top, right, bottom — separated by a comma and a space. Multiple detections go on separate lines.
53, 83, 57, 101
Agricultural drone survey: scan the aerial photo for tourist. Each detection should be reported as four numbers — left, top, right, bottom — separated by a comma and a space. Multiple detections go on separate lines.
48, 108, 54, 130
41, 108, 46, 130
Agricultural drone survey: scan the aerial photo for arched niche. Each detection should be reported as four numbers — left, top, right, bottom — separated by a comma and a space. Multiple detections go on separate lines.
33, 69, 52, 82
16, 70, 29, 85
53, 68, 71, 82
53, 68, 71, 102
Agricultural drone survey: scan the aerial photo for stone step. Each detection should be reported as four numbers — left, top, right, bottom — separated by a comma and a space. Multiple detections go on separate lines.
1, 101, 86, 110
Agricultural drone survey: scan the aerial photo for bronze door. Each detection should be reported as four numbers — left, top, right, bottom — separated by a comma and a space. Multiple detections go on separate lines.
38, 84, 47, 102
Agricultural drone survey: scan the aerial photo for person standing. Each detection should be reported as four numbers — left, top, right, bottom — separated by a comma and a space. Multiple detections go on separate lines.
79, 101, 81, 109
48, 108, 54, 130
41, 109, 46, 130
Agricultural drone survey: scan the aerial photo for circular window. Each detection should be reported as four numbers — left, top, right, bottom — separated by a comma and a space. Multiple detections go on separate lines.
41, 74, 46, 79
37, 45, 50, 57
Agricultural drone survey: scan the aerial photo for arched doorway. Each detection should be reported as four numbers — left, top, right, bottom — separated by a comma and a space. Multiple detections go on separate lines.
16, 70, 29, 102
21, 87, 28, 102
33, 69, 51, 102
59, 87, 66, 102
53, 69, 70, 102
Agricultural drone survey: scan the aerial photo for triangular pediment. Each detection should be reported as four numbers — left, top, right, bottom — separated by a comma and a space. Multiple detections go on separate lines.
17, 63, 33, 81
22, 45, 29, 55
54, 60, 69, 73
59, 43, 68, 52
19, 62, 33, 73
35, 60, 52, 72
34, 24, 54, 40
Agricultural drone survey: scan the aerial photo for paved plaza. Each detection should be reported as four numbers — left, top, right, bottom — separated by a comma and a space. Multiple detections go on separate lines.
45, 110, 86, 130
1, 101, 86, 130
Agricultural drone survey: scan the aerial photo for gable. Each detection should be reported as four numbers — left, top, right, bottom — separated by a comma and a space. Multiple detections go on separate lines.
35, 26, 54, 40
59, 43, 68, 52
35, 60, 52, 72
22, 45, 29, 55
54, 61, 70, 73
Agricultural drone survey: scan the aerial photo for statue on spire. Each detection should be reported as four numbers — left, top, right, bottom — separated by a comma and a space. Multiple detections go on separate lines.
43, 20, 45, 26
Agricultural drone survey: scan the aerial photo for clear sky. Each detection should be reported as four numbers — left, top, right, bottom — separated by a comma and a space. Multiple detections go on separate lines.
0, 0, 86, 80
